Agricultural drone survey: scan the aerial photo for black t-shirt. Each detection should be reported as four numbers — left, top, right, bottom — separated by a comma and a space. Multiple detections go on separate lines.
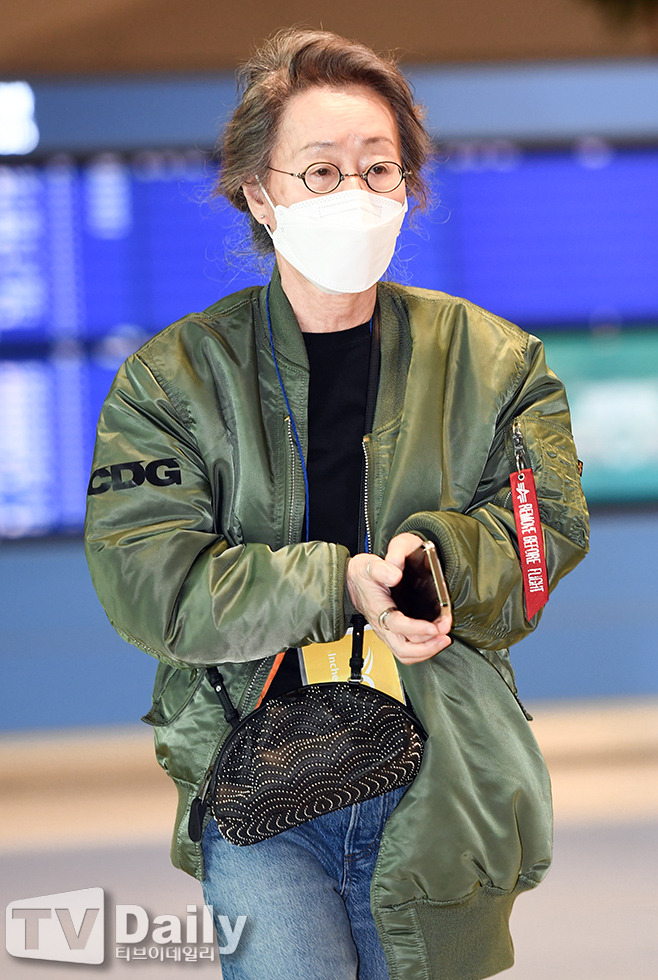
265, 322, 371, 699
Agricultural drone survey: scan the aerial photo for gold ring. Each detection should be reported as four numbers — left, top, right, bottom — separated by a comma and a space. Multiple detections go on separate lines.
378, 607, 397, 630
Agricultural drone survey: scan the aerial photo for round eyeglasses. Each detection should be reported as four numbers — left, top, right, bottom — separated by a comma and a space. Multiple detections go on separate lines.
267, 161, 410, 195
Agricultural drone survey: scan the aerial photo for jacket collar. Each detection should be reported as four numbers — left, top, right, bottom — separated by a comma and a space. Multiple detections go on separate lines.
256, 266, 309, 369
257, 267, 412, 432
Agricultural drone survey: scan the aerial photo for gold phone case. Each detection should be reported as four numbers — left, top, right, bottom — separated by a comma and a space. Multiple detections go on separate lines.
391, 540, 451, 621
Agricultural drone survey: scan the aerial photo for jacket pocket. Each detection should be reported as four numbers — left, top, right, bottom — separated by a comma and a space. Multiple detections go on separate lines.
141, 663, 204, 727
508, 414, 588, 549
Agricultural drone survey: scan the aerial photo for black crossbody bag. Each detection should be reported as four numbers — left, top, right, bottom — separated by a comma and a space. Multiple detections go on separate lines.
188, 307, 426, 847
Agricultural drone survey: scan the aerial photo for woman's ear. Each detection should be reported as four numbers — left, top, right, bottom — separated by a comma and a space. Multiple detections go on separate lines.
242, 179, 271, 227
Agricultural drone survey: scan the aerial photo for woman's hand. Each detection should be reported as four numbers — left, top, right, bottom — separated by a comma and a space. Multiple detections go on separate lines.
346, 532, 452, 664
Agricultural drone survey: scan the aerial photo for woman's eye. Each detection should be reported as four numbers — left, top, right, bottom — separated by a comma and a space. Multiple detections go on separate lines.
303, 164, 340, 192
306, 165, 335, 179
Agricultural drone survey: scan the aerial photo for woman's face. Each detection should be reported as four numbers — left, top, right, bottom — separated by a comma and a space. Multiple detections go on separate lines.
248, 84, 406, 229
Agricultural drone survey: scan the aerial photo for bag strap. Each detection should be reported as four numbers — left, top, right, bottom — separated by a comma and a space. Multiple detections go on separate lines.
206, 666, 240, 729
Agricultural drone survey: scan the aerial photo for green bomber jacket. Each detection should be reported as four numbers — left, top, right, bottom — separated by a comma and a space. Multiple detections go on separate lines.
85, 269, 589, 980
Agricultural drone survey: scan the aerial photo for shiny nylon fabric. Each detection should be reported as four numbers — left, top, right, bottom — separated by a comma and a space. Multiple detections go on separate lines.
85, 270, 589, 978
371, 643, 552, 979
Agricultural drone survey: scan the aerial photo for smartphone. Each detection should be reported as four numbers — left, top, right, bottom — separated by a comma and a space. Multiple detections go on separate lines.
390, 541, 451, 622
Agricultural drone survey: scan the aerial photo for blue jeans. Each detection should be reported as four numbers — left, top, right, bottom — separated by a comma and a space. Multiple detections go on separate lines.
201, 786, 406, 980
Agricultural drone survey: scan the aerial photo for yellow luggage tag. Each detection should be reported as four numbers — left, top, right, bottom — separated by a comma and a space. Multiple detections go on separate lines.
298, 625, 405, 703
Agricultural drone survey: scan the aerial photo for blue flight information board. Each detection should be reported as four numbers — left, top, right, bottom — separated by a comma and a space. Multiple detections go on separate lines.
1, 143, 657, 536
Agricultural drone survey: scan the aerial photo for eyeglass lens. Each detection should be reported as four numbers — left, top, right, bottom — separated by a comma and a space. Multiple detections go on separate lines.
303, 162, 404, 194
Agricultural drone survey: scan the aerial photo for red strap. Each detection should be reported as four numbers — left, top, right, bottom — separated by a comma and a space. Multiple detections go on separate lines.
510, 468, 549, 621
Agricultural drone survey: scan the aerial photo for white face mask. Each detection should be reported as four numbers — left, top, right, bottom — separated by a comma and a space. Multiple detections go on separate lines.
258, 184, 408, 294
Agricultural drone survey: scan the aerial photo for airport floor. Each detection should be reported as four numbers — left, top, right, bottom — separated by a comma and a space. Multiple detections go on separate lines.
2, 697, 657, 980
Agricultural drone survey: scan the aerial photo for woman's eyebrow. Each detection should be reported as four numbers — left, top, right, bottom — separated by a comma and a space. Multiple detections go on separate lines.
298, 140, 337, 154
297, 135, 397, 155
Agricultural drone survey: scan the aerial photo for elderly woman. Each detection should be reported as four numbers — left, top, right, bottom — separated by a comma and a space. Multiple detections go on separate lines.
85, 28, 589, 980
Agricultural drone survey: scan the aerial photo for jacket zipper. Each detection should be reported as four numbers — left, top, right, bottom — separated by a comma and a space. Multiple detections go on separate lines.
501, 419, 527, 509
239, 658, 272, 715
286, 415, 297, 546
362, 435, 373, 553
512, 419, 527, 472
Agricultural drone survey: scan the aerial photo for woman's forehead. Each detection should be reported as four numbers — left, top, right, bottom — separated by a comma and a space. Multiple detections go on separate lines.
274, 85, 400, 161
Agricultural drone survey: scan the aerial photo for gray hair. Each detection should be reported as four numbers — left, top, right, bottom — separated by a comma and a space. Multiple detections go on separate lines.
213, 28, 433, 255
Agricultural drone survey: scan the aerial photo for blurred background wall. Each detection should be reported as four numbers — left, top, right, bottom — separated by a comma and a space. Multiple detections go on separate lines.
2, 0, 658, 72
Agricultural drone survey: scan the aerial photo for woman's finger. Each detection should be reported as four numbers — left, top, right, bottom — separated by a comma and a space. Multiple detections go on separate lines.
376, 607, 439, 641
389, 631, 452, 664
364, 556, 401, 589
